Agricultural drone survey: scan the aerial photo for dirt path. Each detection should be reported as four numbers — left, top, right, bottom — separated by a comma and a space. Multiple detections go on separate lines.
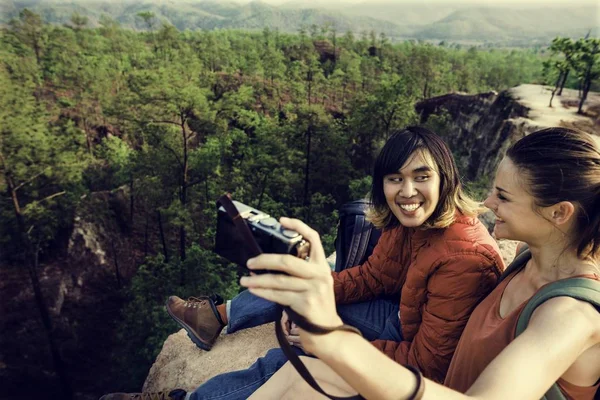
509, 84, 600, 147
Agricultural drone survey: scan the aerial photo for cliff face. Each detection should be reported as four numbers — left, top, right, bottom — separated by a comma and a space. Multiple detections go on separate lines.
417, 84, 600, 182
416, 90, 530, 182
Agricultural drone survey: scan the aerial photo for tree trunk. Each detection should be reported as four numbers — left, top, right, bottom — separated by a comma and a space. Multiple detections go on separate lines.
179, 117, 189, 262
383, 108, 397, 137
110, 239, 122, 288
578, 77, 592, 114
157, 210, 168, 262
144, 212, 149, 259
549, 71, 563, 108
129, 175, 134, 227
557, 69, 569, 96
578, 43, 598, 114
82, 118, 93, 155
4, 173, 73, 399
257, 171, 269, 210
303, 125, 313, 223
28, 243, 73, 400
205, 179, 210, 208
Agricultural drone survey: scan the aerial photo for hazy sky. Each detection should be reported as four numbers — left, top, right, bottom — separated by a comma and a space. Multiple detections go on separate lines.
237, 0, 596, 5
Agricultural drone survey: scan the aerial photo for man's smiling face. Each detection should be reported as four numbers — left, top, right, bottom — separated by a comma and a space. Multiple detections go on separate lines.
383, 150, 441, 228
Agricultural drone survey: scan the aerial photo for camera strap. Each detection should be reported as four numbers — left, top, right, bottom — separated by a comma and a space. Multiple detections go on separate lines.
217, 194, 364, 400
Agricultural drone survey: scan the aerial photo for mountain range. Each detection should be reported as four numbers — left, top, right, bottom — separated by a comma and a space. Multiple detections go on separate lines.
1, 0, 598, 45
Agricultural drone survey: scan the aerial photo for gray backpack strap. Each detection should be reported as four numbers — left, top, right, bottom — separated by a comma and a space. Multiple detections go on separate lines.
515, 278, 600, 400
498, 244, 531, 284
344, 215, 371, 270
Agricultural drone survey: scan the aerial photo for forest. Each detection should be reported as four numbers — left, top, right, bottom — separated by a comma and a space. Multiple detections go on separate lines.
0, 9, 597, 400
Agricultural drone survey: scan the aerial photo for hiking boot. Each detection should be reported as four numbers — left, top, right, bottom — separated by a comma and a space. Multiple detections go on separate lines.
99, 388, 187, 400
166, 294, 225, 351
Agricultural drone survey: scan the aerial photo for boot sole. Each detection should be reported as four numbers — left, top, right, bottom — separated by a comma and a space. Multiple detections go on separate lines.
165, 301, 214, 351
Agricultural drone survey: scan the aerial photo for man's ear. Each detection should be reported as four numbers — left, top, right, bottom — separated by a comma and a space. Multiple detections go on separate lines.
548, 201, 576, 226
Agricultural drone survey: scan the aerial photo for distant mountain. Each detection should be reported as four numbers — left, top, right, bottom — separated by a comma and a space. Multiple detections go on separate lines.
1, 0, 597, 45
414, 6, 598, 43
1, 0, 410, 36
337, 2, 461, 26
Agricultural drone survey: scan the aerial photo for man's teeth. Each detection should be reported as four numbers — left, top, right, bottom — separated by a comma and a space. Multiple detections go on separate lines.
400, 203, 420, 211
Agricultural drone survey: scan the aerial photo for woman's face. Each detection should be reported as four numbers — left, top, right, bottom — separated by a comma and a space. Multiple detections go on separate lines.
383, 150, 441, 228
483, 158, 551, 242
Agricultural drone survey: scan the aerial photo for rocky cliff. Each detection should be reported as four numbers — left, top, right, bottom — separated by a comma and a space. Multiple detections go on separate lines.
416, 84, 600, 182
0, 187, 139, 400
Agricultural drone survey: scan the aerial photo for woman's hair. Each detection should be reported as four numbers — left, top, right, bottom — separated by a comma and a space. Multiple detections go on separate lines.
506, 127, 600, 259
367, 126, 481, 230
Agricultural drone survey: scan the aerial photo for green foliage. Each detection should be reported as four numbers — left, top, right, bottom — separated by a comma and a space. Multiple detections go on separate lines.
349, 176, 372, 200
543, 36, 600, 111
464, 176, 493, 202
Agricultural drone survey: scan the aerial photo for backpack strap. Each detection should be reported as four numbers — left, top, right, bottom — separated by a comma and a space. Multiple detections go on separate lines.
498, 244, 531, 284
344, 214, 372, 270
515, 278, 600, 400
335, 199, 380, 272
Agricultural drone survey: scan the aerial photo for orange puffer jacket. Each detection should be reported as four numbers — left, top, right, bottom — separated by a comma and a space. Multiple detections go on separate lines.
332, 214, 504, 383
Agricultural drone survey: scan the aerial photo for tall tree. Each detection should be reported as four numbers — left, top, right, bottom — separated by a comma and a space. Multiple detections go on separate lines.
8, 9, 45, 67
122, 49, 212, 261
545, 38, 576, 107
574, 38, 600, 114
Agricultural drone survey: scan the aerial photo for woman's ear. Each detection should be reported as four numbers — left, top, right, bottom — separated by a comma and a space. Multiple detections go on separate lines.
548, 201, 576, 226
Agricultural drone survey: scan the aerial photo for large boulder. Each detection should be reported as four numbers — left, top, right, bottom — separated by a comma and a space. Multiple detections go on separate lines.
143, 324, 278, 393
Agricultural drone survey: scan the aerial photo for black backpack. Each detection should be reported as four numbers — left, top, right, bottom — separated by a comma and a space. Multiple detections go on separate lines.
334, 199, 381, 272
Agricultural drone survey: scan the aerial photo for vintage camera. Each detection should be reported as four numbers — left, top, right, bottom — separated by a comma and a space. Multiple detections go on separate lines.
215, 200, 310, 269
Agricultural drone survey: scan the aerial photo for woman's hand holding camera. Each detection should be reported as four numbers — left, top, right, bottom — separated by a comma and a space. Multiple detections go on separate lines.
240, 217, 343, 355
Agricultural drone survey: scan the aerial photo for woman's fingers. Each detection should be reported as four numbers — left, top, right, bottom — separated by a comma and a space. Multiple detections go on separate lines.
241, 273, 309, 292
279, 217, 326, 264
247, 253, 314, 278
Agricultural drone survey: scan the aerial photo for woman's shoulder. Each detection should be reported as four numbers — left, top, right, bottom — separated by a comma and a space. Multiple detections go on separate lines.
530, 295, 600, 339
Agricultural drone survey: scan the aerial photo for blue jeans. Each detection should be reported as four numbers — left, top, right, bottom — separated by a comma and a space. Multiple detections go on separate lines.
189, 290, 401, 400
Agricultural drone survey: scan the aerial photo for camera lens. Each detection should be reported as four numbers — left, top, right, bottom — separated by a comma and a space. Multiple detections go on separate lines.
259, 217, 278, 228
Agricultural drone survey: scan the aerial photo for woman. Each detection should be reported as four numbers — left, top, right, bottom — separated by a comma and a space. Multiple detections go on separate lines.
243, 127, 600, 400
